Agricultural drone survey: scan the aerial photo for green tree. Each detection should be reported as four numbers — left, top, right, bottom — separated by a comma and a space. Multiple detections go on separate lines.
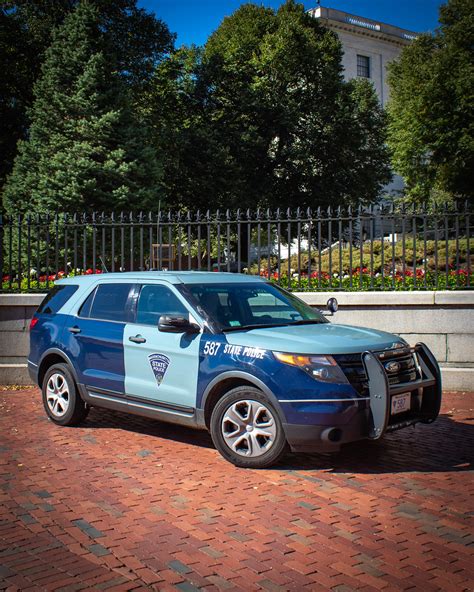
147, 0, 391, 211
0, 0, 174, 191
387, 0, 474, 204
3, 1, 161, 214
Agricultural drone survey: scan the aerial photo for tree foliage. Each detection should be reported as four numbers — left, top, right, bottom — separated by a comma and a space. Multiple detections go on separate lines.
0, 0, 174, 189
147, 0, 391, 211
3, 2, 161, 214
387, 0, 474, 204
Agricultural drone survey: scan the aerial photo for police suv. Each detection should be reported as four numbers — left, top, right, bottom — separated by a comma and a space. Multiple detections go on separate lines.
29, 272, 442, 468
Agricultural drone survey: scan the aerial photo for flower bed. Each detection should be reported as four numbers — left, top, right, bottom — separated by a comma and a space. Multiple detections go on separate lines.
2, 266, 472, 292
259, 268, 472, 291
2, 268, 103, 292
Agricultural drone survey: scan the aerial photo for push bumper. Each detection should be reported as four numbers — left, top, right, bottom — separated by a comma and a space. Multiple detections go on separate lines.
363, 342, 441, 439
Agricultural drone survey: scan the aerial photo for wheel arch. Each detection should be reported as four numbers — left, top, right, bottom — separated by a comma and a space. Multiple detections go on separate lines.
38, 348, 80, 388
201, 371, 284, 429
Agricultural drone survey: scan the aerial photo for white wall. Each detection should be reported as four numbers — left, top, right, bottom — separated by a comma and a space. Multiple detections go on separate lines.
337, 30, 402, 106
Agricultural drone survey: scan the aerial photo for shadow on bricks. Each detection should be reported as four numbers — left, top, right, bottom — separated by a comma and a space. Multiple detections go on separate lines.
82, 406, 215, 449
276, 413, 474, 474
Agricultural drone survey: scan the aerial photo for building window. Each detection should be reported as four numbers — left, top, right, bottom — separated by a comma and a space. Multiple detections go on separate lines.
357, 55, 371, 78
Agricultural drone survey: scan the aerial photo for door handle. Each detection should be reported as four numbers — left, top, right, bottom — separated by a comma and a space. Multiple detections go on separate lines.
129, 335, 146, 344
68, 326, 81, 334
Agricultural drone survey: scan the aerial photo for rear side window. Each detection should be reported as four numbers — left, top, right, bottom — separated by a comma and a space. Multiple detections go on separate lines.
37, 285, 79, 315
88, 283, 133, 322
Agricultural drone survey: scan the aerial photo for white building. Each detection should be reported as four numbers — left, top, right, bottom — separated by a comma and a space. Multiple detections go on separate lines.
309, 5, 418, 195
308, 5, 417, 107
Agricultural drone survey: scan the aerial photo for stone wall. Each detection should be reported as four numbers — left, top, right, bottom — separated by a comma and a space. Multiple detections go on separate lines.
0, 294, 43, 384
1, 291, 473, 390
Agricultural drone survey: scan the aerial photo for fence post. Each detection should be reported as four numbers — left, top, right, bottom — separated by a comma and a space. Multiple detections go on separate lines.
0, 213, 3, 292
466, 200, 471, 289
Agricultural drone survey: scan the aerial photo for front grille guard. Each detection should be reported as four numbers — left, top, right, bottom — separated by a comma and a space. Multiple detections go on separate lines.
362, 343, 442, 440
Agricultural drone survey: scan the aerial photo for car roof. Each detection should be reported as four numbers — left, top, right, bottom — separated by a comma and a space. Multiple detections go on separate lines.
56, 271, 266, 286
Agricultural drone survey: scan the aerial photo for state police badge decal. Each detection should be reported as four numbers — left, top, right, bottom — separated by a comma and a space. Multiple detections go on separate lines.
148, 353, 170, 387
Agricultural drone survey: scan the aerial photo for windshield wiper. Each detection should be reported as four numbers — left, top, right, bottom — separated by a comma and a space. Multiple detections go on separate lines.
221, 319, 323, 332
289, 319, 325, 325
222, 322, 290, 332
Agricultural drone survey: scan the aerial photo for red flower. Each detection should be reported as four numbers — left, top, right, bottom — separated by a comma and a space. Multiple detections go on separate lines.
57, 271, 65, 277
39, 275, 46, 282
85, 268, 93, 275
94, 269, 102, 274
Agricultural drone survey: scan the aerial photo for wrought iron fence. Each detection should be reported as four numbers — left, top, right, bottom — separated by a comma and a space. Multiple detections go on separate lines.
1, 203, 472, 292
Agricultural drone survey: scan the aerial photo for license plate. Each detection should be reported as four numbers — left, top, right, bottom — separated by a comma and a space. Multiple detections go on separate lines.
391, 392, 411, 415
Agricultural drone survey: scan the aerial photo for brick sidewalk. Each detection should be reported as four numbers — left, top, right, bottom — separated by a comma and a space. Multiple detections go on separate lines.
0, 389, 473, 592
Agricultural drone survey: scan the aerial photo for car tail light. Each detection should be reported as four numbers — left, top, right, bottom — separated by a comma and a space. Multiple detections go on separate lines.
29, 316, 39, 330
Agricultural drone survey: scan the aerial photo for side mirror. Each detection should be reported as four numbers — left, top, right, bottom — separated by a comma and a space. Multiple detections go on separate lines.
327, 297, 338, 315
158, 315, 200, 334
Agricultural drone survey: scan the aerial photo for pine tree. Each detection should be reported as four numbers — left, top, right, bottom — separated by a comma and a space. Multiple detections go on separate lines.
3, 1, 162, 214
0, 0, 174, 194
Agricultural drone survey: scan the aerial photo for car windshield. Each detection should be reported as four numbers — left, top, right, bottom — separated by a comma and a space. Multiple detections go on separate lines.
184, 282, 328, 330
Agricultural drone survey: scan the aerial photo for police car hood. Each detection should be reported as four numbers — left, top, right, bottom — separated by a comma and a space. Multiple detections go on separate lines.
225, 323, 405, 355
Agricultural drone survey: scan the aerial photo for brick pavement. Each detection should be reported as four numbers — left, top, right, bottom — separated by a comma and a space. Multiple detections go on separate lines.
0, 389, 473, 591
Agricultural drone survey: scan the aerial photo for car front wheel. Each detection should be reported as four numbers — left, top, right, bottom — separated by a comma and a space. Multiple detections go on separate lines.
210, 386, 288, 468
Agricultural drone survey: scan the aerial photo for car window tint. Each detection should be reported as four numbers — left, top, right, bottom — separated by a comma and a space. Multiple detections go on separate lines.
136, 284, 188, 326
37, 285, 79, 314
89, 283, 133, 322
78, 288, 96, 318
187, 283, 327, 328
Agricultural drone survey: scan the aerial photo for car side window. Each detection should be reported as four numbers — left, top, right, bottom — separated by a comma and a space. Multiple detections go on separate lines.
78, 288, 96, 318
136, 284, 188, 326
88, 283, 133, 322
37, 285, 79, 314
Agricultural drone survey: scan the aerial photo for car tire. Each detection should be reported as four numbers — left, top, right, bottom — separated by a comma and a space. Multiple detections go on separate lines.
210, 386, 288, 468
42, 363, 89, 426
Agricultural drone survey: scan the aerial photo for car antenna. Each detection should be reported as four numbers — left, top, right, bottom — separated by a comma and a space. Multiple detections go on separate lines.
99, 256, 108, 273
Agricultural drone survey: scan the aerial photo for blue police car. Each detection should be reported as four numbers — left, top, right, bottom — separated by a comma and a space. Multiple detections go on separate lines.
28, 272, 442, 468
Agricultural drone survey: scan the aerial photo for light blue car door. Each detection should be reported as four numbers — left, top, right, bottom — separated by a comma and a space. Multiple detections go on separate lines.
123, 282, 202, 409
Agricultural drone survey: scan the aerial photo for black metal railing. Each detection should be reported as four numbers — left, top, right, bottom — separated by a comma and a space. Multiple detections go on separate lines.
1, 202, 472, 292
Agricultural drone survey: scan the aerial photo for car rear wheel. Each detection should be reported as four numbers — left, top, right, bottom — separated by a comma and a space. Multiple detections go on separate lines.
42, 363, 89, 426
210, 386, 288, 468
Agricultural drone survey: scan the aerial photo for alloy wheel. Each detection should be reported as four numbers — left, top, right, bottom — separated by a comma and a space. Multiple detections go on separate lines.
221, 399, 277, 457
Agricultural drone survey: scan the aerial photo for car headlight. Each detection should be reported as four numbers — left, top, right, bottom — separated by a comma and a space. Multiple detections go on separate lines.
273, 352, 349, 384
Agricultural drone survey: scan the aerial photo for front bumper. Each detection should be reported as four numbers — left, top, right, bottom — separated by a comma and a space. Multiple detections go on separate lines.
283, 342, 442, 453
284, 405, 370, 452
